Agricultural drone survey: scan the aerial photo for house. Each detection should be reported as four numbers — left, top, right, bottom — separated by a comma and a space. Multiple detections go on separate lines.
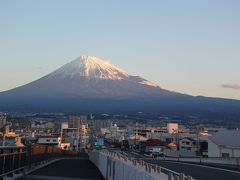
145, 139, 165, 152
7, 137, 24, 147
207, 130, 240, 157
37, 136, 62, 148
168, 142, 177, 151
60, 142, 71, 150
179, 137, 197, 152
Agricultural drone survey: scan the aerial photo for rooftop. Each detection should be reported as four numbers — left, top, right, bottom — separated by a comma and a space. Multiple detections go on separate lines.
208, 130, 240, 147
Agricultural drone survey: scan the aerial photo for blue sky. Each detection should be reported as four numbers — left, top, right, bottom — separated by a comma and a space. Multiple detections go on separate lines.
1, 0, 240, 99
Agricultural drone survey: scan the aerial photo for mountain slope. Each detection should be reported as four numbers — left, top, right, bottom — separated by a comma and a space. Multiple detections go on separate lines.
0, 55, 240, 116
0, 55, 181, 99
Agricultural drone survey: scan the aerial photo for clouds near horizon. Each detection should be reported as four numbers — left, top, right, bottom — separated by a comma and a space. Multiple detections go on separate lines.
222, 83, 240, 90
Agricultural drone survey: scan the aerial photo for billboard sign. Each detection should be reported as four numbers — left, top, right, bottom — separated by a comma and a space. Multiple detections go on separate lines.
97, 138, 104, 146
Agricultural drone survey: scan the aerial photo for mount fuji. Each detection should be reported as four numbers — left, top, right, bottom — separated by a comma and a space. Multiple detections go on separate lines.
0, 55, 180, 99
0, 55, 240, 115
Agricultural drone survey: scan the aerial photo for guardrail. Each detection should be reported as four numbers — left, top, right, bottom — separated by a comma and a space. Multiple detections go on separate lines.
157, 156, 240, 170
0, 146, 26, 177
0, 145, 84, 178
90, 150, 193, 180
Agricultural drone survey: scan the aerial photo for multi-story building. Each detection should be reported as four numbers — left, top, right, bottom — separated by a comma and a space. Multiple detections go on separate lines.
93, 120, 112, 133
37, 135, 62, 147
61, 116, 89, 151
69, 116, 87, 129
179, 137, 197, 152
167, 123, 178, 133
0, 113, 7, 128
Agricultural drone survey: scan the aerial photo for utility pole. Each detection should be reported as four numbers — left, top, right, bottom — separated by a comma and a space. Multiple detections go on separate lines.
3, 128, 5, 147
76, 125, 79, 152
134, 121, 137, 149
79, 119, 83, 152
2, 113, 7, 146
196, 127, 200, 154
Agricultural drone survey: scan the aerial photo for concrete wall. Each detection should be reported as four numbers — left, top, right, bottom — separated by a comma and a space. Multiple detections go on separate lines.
89, 151, 168, 180
221, 147, 240, 158
207, 139, 220, 157
233, 149, 240, 157
164, 150, 197, 157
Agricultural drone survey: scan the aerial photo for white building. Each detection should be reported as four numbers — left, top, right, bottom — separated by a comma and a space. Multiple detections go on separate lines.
61, 121, 89, 151
147, 132, 207, 143
179, 137, 197, 152
207, 130, 240, 157
94, 120, 112, 132
37, 136, 62, 147
167, 123, 178, 133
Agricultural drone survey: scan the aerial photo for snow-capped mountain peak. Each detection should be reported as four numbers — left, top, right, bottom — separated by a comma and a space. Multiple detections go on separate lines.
48, 55, 129, 80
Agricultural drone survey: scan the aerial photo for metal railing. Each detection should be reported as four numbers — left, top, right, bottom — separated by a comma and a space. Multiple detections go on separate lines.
0, 146, 26, 177
0, 145, 85, 178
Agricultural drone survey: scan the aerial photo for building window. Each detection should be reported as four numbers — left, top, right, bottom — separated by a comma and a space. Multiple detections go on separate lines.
46, 139, 50, 142
186, 142, 190, 145
53, 140, 56, 142
222, 153, 229, 158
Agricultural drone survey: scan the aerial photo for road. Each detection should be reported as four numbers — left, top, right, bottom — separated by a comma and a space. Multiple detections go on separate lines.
146, 159, 240, 180
19, 158, 104, 180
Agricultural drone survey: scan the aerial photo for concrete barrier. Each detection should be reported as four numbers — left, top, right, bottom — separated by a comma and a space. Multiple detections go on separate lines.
89, 151, 168, 180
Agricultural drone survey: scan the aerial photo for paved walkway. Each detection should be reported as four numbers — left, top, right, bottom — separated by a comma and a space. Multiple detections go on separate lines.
19, 158, 105, 180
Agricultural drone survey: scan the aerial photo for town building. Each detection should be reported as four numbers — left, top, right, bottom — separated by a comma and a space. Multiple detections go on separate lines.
179, 137, 197, 152
93, 120, 112, 133
37, 136, 62, 147
145, 139, 166, 152
207, 130, 240, 157
60, 116, 89, 151
167, 123, 178, 133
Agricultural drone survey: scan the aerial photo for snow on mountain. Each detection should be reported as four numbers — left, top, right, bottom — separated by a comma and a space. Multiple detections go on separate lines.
48, 55, 129, 80
139, 80, 158, 87
46, 55, 160, 88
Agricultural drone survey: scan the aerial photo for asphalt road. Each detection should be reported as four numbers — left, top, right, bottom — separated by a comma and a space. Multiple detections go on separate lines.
19, 158, 105, 180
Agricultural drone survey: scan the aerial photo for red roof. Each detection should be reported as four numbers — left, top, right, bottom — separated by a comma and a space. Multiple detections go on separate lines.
36, 136, 60, 138
146, 139, 165, 146
36, 135, 71, 138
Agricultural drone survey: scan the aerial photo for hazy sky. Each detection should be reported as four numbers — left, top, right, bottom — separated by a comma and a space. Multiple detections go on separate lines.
1, 0, 240, 99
